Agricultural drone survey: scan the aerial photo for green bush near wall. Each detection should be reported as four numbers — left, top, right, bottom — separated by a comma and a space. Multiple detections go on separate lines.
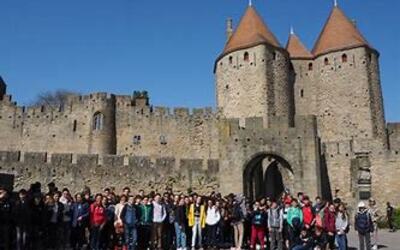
378, 207, 400, 229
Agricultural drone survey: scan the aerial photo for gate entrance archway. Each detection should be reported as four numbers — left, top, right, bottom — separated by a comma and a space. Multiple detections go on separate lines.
243, 153, 294, 201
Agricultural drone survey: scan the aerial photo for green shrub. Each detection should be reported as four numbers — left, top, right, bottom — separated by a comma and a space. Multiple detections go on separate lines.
394, 208, 400, 229
377, 207, 400, 229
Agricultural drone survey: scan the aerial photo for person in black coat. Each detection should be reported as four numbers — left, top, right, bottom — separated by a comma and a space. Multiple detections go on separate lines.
13, 189, 32, 250
45, 191, 64, 249
0, 186, 12, 250
31, 193, 46, 250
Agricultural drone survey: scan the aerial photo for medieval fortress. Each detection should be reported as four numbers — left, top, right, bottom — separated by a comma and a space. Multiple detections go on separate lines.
0, 4, 399, 206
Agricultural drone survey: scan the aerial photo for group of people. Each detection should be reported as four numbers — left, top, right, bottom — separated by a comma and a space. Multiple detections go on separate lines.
0, 182, 396, 250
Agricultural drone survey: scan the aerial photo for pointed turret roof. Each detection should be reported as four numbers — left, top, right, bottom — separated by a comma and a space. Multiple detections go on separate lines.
312, 6, 370, 56
286, 31, 313, 59
222, 6, 281, 55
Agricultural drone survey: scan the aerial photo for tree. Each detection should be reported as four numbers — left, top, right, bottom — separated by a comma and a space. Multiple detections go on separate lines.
31, 90, 79, 110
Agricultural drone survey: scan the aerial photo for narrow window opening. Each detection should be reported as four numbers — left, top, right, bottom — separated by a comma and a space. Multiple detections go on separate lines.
342, 54, 348, 63
324, 58, 329, 65
300, 89, 304, 98
73, 120, 77, 132
244, 52, 249, 62
308, 63, 313, 71
93, 112, 104, 131
229, 56, 233, 64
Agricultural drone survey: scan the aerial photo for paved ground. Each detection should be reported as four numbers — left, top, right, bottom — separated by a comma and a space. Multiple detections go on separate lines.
348, 229, 399, 250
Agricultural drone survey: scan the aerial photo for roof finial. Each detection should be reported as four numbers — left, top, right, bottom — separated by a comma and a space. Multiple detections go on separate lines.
290, 26, 295, 35
334, 0, 338, 7
249, 0, 252, 6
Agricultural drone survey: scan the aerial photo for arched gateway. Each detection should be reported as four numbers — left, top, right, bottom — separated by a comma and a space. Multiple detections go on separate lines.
243, 153, 294, 201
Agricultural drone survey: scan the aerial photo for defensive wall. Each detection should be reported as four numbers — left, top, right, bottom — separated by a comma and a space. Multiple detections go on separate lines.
0, 91, 220, 160
0, 151, 219, 195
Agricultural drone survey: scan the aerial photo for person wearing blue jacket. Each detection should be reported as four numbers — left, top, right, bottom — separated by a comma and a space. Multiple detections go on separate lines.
71, 193, 90, 250
121, 195, 140, 250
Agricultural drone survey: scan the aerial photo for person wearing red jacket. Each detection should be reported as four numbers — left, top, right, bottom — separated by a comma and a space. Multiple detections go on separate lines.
90, 194, 107, 250
324, 203, 337, 250
302, 196, 315, 230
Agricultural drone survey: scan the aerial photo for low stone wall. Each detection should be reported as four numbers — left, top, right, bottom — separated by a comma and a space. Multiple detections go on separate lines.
0, 151, 219, 195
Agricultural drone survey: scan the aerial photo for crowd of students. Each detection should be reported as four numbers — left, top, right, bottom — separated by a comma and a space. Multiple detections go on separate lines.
0, 181, 396, 250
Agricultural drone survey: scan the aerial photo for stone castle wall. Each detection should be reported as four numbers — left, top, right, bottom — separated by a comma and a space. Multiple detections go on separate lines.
115, 95, 219, 159
291, 47, 386, 144
0, 92, 219, 161
215, 44, 293, 127
388, 123, 400, 150
218, 115, 322, 199
322, 138, 399, 208
0, 151, 219, 195
291, 58, 317, 117
0, 93, 116, 155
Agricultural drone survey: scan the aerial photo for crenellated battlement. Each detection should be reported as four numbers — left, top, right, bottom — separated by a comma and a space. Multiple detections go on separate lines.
0, 150, 220, 193
0, 150, 219, 170
224, 115, 317, 141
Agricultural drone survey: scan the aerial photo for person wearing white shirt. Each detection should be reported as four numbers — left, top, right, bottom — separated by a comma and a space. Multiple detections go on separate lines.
205, 200, 221, 248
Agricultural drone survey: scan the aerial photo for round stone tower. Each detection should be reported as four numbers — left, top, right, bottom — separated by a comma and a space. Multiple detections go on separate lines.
311, 5, 386, 142
214, 5, 294, 127
88, 93, 116, 155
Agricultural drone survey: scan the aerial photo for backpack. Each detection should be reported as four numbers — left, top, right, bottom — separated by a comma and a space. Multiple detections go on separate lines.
356, 212, 373, 234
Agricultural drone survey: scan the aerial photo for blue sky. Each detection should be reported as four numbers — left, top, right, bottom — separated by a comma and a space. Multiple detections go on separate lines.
0, 0, 399, 121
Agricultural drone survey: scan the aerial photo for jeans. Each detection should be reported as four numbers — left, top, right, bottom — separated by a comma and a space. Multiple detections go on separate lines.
16, 225, 30, 250
336, 234, 347, 250
371, 223, 378, 247
90, 225, 103, 250
191, 217, 202, 248
233, 222, 244, 248
152, 222, 163, 249
358, 232, 371, 250
124, 225, 138, 250
206, 224, 218, 247
71, 224, 86, 250
174, 222, 187, 248
269, 227, 283, 250
139, 224, 152, 249
61, 221, 72, 249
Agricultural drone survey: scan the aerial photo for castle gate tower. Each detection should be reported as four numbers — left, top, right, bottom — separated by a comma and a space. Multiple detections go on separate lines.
214, 5, 294, 127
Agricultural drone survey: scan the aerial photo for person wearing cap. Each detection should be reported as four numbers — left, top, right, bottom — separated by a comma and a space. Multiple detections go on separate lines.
368, 198, 380, 250
355, 201, 373, 250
